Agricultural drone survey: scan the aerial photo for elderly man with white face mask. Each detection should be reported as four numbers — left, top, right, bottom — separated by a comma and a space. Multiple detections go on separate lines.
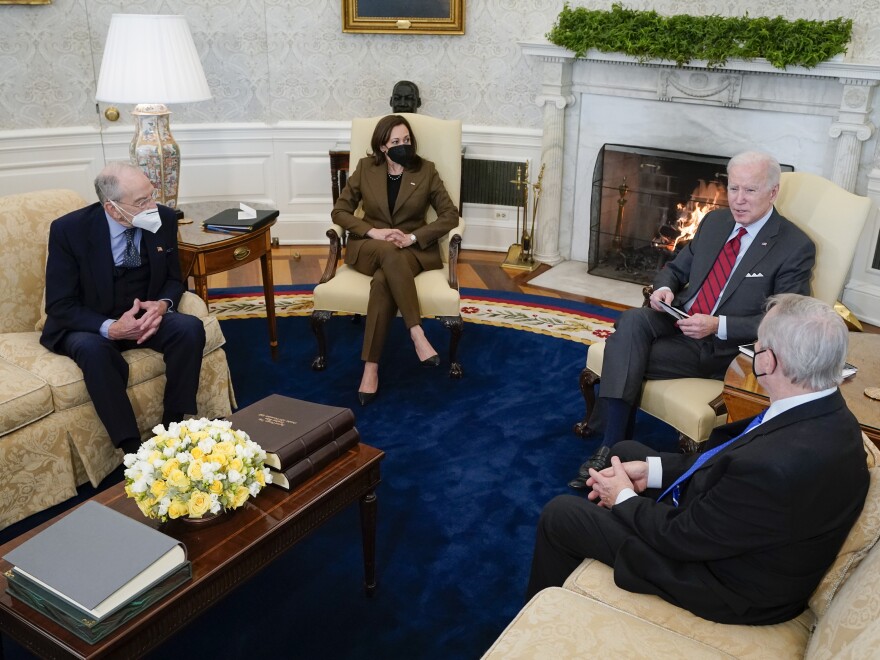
40, 161, 205, 453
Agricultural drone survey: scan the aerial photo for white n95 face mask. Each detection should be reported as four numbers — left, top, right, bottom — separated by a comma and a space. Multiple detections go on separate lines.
111, 200, 162, 234
130, 208, 162, 234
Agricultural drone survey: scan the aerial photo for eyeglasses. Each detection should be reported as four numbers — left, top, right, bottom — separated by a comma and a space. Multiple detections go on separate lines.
751, 347, 774, 378
115, 188, 159, 210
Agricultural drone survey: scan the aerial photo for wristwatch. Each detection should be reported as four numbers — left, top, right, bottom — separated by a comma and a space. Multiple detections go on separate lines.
409, 234, 417, 246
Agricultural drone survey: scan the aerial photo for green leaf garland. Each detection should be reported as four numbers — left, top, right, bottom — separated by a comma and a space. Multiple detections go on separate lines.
547, 3, 852, 69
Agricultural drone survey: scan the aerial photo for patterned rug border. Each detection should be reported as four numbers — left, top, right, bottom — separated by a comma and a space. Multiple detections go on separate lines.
208, 289, 618, 345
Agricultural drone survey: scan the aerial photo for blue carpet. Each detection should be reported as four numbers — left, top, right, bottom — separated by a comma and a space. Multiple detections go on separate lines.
2, 294, 679, 660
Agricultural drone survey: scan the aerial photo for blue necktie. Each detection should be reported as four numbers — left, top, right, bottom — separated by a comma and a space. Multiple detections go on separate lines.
122, 228, 141, 268
657, 411, 766, 507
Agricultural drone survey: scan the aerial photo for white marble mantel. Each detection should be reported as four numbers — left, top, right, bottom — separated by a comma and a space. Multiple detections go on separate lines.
521, 40, 880, 325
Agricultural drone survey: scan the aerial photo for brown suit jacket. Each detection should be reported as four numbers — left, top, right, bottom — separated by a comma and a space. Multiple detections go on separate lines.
331, 156, 459, 271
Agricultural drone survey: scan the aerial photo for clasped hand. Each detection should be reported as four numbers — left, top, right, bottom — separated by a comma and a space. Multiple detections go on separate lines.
366, 227, 414, 248
108, 298, 167, 344
586, 457, 649, 508
648, 288, 718, 339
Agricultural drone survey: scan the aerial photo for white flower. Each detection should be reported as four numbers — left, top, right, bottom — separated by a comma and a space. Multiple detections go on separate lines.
131, 478, 149, 493
248, 482, 261, 497
226, 468, 242, 484
265, 469, 274, 484
123, 453, 138, 468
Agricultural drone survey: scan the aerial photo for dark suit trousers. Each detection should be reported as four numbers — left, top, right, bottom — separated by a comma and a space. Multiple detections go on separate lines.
526, 442, 666, 601
349, 240, 425, 362
58, 313, 205, 446
591, 307, 737, 436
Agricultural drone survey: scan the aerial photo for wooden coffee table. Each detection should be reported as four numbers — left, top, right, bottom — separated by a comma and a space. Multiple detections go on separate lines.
723, 332, 880, 446
0, 444, 383, 659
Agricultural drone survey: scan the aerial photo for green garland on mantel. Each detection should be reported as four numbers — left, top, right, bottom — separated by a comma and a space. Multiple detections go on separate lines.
547, 3, 852, 69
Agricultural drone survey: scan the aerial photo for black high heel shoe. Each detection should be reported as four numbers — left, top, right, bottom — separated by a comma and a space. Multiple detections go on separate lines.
358, 389, 379, 406
421, 354, 440, 367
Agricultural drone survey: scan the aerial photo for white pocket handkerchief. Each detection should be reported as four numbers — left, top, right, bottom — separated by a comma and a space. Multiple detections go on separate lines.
745, 272, 764, 278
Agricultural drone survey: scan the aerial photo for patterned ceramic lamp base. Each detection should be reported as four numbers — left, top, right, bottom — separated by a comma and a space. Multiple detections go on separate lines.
130, 103, 181, 208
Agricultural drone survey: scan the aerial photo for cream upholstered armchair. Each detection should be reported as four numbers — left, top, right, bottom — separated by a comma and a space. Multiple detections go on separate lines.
576, 171, 875, 450
311, 113, 465, 377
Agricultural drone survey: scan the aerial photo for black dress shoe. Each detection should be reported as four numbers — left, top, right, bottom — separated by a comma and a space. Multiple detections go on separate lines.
358, 389, 378, 406
578, 446, 612, 479
421, 354, 440, 367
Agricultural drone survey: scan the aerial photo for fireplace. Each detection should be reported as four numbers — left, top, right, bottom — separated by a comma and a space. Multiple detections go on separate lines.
588, 145, 734, 285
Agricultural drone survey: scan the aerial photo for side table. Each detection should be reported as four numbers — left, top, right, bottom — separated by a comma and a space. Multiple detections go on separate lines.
723, 332, 880, 447
176, 202, 278, 356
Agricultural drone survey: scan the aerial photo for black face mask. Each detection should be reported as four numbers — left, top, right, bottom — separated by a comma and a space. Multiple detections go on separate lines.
386, 144, 415, 168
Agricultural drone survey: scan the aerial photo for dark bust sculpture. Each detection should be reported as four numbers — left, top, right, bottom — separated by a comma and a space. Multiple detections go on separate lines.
390, 80, 421, 114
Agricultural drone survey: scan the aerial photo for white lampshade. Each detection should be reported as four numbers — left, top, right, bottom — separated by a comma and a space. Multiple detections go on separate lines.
95, 14, 212, 104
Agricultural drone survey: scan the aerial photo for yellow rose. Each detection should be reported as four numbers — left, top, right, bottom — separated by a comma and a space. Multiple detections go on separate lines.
168, 498, 188, 519
229, 457, 244, 473
161, 458, 180, 478
167, 468, 191, 491
136, 499, 154, 517
187, 491, 212, 517
124, 483, 135, 497
255, 470, 265, 486
212, 441, 235, 458
191, 446, 204, 461
187, 460, 204, 481
209, 479, 223, 494
212, 453, 228, 468
147, 450, 162, 464
232, 485, 250, 508
150, 479, 168, 498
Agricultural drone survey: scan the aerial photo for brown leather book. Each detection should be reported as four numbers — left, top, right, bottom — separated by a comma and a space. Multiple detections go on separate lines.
269, 427, 361, 490
228, 394, 356, 471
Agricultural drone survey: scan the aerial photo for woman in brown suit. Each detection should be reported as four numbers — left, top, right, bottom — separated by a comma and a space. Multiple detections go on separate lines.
332, 115, 459, 405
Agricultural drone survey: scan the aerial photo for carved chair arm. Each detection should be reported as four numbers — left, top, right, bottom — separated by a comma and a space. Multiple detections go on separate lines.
317, 225, 344, 284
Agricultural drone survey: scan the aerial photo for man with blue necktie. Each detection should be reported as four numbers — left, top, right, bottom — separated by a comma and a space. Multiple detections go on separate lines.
526, 294, 868, 625
40, 162, 205, 455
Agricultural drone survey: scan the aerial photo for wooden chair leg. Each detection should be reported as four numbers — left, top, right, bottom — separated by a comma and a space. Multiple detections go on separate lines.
439, 315, 463, 378
310, 310, 332, 371
574, 367, 600, 438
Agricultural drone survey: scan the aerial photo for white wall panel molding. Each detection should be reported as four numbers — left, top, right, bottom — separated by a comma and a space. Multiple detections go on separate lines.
0, 122, 536, 251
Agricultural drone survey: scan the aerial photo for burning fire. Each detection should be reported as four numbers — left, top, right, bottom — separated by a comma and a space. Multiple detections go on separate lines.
653, 179, 727, 251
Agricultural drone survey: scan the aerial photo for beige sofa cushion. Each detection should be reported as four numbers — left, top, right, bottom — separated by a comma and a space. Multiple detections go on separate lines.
0, 189, 87, 334
482, 587, 731, 659
0, 358, 54, 436
563, 559, 813, 659
806, 515, 880, 659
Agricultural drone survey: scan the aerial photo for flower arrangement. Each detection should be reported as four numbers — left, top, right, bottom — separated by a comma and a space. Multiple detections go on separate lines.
123, 418, 272, 521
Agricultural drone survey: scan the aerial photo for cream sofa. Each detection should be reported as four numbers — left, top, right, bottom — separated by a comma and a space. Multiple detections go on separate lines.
484, 437, 880, 659
0, 189, 236, 530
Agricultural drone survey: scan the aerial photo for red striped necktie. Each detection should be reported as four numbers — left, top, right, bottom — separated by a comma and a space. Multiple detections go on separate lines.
688, 226, 748, 316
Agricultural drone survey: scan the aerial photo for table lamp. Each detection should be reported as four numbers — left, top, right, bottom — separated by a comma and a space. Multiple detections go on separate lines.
95, 14, 212, 208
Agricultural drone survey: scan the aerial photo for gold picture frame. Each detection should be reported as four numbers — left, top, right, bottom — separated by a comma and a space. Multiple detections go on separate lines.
343, 0, 464, 35
0, 0, 51, 4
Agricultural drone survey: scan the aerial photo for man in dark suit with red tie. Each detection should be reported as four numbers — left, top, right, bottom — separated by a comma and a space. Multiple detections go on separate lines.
528, 294, 868, 624
40, 162, 205, 454
570, 151, 816, 487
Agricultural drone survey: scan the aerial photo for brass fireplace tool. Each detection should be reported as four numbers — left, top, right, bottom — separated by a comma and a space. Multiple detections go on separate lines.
502, 161, 545, 271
